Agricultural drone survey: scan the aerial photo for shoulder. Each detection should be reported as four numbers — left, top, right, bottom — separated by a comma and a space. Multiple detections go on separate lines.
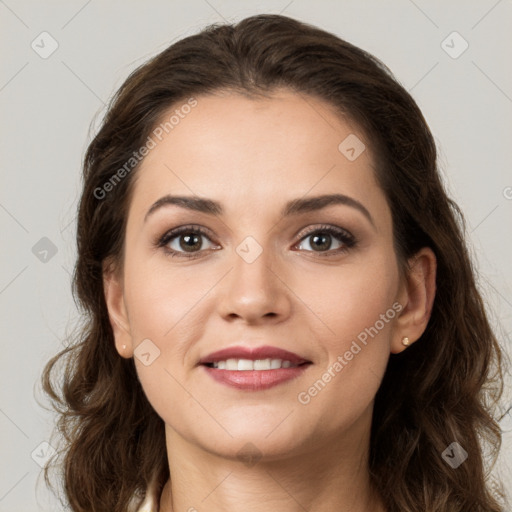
128, 476, 161, 512
134, 493, 159, 512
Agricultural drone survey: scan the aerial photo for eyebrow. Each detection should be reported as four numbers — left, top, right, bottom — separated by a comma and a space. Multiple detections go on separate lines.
144, 193, 375, 227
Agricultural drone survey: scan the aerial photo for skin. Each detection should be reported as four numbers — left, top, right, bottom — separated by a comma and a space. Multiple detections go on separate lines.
103, 89, 436, 511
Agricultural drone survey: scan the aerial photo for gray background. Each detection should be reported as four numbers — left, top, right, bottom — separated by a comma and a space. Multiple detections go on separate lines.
1, 0, 511, 510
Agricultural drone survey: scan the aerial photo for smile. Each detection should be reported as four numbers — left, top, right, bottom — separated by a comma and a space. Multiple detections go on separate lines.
201, 360, 311, 390
206, 358, 299, 370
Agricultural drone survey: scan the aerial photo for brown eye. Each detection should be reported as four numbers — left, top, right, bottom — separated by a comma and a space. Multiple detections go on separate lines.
295, 225, 356, 256
307, 232, 334, 252
158, 225, 219, 258
177, 233, 203, 252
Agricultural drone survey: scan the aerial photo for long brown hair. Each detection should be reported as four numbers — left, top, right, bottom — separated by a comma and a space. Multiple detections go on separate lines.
41, 14, 508, 511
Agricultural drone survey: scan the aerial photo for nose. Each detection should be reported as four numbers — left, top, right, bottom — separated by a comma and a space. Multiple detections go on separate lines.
216, 241, 292, 325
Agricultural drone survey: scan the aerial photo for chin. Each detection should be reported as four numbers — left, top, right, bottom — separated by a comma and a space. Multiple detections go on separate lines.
198, 415, 311, 461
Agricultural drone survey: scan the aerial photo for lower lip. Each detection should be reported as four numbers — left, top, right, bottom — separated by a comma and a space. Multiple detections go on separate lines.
201, 364, 311, 390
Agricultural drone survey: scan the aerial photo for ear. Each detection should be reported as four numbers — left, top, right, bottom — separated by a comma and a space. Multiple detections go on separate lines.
391, 247, 437, 354
103, 258, 134, 358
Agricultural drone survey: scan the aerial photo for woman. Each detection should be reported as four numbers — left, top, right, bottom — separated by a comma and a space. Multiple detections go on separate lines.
41, 13, 507, 512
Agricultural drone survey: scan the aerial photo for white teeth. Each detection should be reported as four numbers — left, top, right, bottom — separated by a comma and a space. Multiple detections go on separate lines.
253, 358, 271, 370
210, 358, 298, 370
225, 359, 238, 370
270, 359, 282, 369
237, 359, 253, 371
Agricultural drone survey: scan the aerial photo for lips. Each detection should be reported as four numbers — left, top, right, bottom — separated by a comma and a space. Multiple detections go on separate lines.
198, 345, 312, 391
198, 345, 311, 366
198, 345, 313, 392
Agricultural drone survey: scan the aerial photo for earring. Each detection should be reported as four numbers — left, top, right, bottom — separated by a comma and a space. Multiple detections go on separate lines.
401, 337, 410, 346
122, 344, 127, 350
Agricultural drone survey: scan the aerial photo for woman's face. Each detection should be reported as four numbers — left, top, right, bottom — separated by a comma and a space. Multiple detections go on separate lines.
105, 89, 424, 461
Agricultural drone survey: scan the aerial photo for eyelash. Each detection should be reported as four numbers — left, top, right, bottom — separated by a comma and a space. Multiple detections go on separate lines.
155, 224, 357, 259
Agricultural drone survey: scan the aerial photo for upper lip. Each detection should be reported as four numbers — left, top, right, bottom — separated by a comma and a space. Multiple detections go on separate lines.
198, 345, 311, 365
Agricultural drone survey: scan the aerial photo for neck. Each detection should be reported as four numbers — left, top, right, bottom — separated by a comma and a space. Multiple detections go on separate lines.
159, 408, 386, 512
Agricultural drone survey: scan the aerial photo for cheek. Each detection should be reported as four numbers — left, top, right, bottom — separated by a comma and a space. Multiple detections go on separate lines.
120, 266, 189, 402
292, 254, 398, 422
122, 257, 214, 415
123, 254, 208, 344
294, 249, 399, 348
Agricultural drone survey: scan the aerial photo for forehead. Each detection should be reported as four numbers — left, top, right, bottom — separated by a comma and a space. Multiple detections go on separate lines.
127, 90, 388, 226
